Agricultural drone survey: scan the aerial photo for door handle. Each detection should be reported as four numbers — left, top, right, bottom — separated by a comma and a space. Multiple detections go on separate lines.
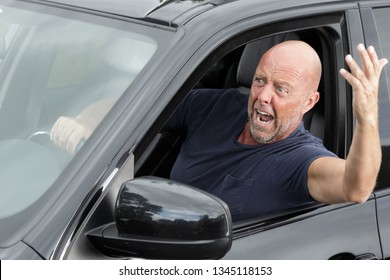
330, 252, 378, 260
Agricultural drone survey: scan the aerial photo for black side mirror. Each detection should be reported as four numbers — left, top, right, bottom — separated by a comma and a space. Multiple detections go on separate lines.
87, 176, 232, 259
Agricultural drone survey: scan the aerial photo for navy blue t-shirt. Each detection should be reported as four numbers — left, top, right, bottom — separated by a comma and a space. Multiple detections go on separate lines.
164, 88, 336, 221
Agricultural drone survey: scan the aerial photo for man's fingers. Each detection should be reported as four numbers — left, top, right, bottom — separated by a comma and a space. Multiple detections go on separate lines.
65, 130, 83, 154
378, 57, 389, 73
65, 127, 91, 153
367, 46, 379, 69
340, 44, 388, 125
356, 44, 374, 75
365, 46, 388, 73
339, 66, 360, 89
341, 44, 388, 90
50, 116, 91, 153
50, 116, 68, 147
58, 121, 77, 150
344, 53, 368, 86
357, 44, 388, 81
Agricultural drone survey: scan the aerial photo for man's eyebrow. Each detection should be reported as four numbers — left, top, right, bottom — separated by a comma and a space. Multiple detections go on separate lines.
254, 73, 267, 80
275, 79, 293, 88
254, 74, 293, 88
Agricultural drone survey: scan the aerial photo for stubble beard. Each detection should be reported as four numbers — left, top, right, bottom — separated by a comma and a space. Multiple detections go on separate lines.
249, 107, 302, 144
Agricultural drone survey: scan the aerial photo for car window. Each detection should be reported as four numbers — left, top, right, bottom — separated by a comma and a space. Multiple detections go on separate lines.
0, 0, 171, 241
372, 8, 390, 189
135, 20, 343, 224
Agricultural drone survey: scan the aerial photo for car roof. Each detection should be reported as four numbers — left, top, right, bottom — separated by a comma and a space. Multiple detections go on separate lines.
37, 0, 354, 27
37, 0, 216, 26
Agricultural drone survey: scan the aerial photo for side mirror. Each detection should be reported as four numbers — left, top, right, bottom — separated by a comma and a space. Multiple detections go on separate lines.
87, 176, 232, 259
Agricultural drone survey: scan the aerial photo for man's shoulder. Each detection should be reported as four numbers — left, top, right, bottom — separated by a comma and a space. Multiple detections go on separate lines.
189, 88, 247, 106
290, 124, 336, 158
189, 87, 242, 97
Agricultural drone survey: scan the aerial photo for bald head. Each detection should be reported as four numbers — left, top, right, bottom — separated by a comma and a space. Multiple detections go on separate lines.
244, 39, 322, 144
259, 40, 322, 93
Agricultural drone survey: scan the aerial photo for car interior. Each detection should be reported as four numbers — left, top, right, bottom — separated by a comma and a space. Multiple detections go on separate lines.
134, 28, 336, 183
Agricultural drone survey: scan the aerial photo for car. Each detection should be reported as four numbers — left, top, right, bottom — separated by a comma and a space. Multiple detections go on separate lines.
0, 0, 390, 260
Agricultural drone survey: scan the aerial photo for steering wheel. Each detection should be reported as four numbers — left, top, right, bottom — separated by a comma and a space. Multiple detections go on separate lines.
27, 129, 73, 167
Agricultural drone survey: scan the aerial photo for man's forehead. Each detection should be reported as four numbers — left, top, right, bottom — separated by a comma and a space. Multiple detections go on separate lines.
255, 62, 303, 87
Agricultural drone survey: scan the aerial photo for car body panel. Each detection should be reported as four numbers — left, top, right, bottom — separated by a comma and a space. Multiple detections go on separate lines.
35, 0, 355, 26
225, 200, 381, 259
375, 189, 390, 259
38, 0, 211, 22
0, 241, 43, 260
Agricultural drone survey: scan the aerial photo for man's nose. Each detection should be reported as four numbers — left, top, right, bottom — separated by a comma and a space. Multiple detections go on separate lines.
255, 84, 273, 104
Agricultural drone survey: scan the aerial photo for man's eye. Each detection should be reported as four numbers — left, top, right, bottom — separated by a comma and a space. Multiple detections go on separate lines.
276, 86, 288, 94
254, 77, 265, 84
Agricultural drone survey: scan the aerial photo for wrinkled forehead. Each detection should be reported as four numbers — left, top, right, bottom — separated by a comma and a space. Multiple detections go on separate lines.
256, 42, 321, 90
257, 51, 306, 84
261, 43, 311, 69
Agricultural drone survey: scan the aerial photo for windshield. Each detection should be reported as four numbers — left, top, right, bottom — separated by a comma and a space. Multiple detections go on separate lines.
0, 0, 171, 242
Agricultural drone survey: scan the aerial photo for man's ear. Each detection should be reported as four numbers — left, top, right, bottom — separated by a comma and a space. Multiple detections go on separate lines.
303, 91, 320, 114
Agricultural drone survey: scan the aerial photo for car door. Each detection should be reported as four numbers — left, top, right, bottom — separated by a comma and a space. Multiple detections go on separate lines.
362, 3, 390, 260
51, 1, 383, 260
220, 7, 382, 259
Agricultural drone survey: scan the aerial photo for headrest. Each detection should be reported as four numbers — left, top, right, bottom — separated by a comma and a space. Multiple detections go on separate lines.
236, 33, 301, 89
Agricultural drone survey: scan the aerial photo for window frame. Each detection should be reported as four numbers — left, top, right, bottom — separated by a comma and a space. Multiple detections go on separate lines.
133, 11, 352, 231
360, 6, 390, 193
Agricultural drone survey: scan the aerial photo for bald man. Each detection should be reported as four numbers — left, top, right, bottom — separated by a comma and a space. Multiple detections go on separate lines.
51, 40, 387, 221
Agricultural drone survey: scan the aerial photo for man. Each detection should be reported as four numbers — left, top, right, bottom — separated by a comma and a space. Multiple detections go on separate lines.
51, 41, 388, 221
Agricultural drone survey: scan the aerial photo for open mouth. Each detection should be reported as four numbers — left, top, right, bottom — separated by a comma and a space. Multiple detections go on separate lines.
256, 109, 274, 124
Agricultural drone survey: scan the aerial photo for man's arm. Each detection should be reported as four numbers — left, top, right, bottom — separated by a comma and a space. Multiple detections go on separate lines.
308, 44, 388, 204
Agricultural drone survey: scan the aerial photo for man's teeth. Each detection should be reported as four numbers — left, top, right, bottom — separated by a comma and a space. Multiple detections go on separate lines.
256, 110, 273, 123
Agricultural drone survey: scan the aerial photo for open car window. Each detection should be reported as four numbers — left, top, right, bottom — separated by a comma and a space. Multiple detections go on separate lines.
135, 23, 342, 224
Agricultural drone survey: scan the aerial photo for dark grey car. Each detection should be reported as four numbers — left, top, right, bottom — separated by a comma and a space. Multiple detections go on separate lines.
0, 0, 390, 260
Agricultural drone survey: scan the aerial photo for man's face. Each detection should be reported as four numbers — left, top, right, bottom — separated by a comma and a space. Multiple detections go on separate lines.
247, 48, 315, 144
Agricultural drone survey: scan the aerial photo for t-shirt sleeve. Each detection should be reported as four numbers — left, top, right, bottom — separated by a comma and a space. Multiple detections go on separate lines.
288, 143, 337, 205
